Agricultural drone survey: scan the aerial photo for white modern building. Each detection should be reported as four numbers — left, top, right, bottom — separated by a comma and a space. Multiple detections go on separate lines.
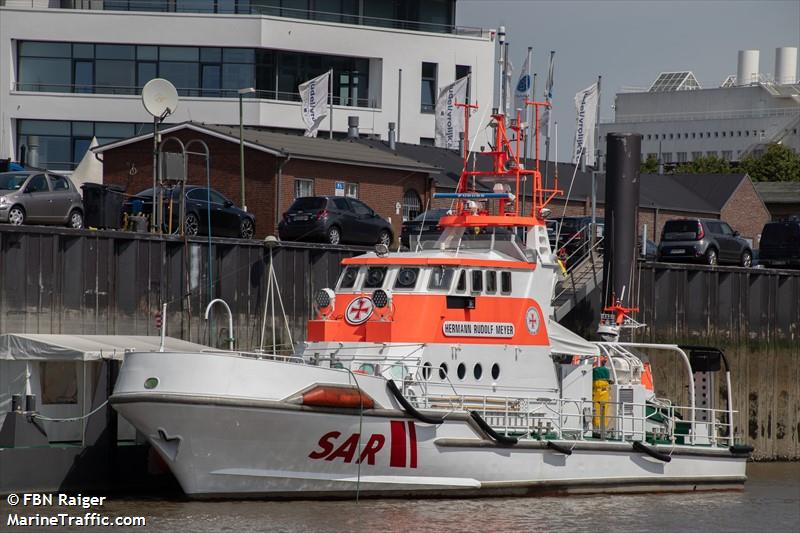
0, 1, 496, 170
600, 48, 800, 165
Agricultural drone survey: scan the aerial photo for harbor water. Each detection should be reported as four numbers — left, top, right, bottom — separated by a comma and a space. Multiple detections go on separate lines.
3, 462, 796, 532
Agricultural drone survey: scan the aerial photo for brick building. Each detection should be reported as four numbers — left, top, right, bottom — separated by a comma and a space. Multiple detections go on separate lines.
369, 141, 770, 244
94, 122, 437, 241
754, 182, 800, 221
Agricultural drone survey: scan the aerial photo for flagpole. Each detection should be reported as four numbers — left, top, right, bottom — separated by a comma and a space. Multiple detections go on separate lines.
543, 50, 555, 188
592, 75, 602, 245
522, 46, 533, 216
328, 69, 333, 139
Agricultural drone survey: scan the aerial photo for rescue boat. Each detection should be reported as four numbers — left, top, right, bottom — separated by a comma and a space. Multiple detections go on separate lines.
111, 104, 751, 499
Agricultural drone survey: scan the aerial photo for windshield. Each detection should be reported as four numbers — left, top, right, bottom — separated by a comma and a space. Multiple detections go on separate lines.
762, 223, 800, 245
663, 220, 701, 241
0, 173, 29, 191
413, 208, 449, 222
289, 197, 325, 211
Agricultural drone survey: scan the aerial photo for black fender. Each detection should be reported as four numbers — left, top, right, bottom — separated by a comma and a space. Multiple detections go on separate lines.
386, 380, 444, 425
546, 440, 573, 455
469, 411, 518, 446
729, 444, 754, 455
632, 440, 672, 462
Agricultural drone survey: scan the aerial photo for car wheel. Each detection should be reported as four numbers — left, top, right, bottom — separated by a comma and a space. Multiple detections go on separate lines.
377, 229, 392, 246
67, 209, 84, 230
240, 218, 255, 239
8, 206, 25, 226
326, 226, 341, 245
741, 250, 752, 268
185, 213, 200, 236
705, 248, 718, 266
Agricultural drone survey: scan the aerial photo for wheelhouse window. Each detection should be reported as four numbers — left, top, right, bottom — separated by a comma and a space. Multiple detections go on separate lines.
428, 266, 454, 291
456, 270, 467, 292
394, 267, 419, 289
364, 267, 387, 288
471, 270, 483, 292
500, 271, 512, 293
486, 271, 497, 293
338, 266, 358, 289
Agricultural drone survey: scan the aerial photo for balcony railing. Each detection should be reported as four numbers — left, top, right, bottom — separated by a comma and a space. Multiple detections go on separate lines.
13, 82, 376, 108
602, 107, 800, 124
32, 0, 492, 37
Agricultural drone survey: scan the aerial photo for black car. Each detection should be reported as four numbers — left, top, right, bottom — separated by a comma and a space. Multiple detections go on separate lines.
657, 218, 752, 266
124, 186, 255, 239
758, 219, 800, 269
556, 216, 604, 260
278, 196, 393, 246
400, 208, 450, 248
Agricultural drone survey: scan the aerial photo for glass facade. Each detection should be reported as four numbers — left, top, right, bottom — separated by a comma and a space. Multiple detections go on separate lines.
17, 119, 153, 170
17, 40, 371, 106
61, 0, 458, 34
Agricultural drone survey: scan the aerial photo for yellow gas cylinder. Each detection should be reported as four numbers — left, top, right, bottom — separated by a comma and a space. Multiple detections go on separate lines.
592, 366, 611, 429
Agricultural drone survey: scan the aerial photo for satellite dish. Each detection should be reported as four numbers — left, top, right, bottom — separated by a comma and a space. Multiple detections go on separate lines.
142, 78, 179, 119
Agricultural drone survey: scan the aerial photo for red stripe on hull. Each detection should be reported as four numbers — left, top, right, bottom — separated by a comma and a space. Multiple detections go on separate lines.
389, 420, 406, 468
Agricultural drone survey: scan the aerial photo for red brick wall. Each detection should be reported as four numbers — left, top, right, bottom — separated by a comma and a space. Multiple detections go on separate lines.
720, 177, 771, 244
101, 129, 433, 242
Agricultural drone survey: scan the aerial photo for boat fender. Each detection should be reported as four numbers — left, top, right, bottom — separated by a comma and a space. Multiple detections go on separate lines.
729, 444, 754, 455
632, 440, 671, 462
469, 411, 518, 446
546, 440, 573, 455
386, 380, 444, 425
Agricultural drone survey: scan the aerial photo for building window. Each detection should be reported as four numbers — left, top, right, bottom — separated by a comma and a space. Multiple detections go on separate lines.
692, 133, 696, 139
402, 189, 422, 221
345, 182, 359, 198
722, 131, 726, 137
721, 150, 733, 161
455, 64, 471, 101
647, 152, 657, 161
419, 137, 435, 146
714, 132, 719, 137
669, 133, 673, 139
662, 152, 673, 163
691, 151, 702, 160
707, 150, 718, 157
16, 119, 151, 170
420, 62, 438, 113
737, 131, 742, 137
294, 178, 314, 198
646, 134, 651, 140
676, 152, 687, 163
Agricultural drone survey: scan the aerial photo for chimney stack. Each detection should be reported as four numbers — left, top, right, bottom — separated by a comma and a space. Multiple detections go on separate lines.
347, 116, 359, 139
736, 50, 760, 86
388, 122, 396, 150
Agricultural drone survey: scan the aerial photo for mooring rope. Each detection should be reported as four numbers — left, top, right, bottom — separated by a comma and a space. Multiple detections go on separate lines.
31, 400, 109, 422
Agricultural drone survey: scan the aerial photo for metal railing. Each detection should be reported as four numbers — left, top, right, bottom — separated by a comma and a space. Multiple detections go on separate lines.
552, 233, 604, 305
23, 0, 491, 37
607, 107, 799, 124
12, 82, 376, 108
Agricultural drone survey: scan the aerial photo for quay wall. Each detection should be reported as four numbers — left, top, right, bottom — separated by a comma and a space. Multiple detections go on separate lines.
2, 227, 798, 459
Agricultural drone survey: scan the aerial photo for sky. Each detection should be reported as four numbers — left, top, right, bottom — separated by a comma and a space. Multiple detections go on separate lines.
456, 0, 800, 161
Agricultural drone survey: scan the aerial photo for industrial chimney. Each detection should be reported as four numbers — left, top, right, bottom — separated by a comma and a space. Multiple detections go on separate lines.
774, 47, 798, 85
736, 50, 760, 86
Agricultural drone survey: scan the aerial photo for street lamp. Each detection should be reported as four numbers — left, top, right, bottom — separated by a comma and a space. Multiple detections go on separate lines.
238, 87, 256, 211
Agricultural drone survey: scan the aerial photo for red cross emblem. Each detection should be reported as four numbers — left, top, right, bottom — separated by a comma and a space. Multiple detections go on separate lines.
345, 297, 374, 325
525, 306, 541, 335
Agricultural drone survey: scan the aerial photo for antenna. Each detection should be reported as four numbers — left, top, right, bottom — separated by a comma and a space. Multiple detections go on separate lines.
141, 78, 179, 235
142, 78, 179, 119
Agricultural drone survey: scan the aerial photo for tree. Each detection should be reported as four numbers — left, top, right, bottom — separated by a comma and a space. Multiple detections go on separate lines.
739, 143, 800, 182
673, 154, 731, 174
640, 154, 659, 173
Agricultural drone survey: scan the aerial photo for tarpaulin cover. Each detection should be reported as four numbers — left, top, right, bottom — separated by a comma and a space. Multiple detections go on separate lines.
0, 334, 210, 361
547, 320, 600, 356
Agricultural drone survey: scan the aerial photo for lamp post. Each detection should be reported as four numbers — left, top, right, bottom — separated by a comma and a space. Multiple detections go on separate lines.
238, 87, 256, 211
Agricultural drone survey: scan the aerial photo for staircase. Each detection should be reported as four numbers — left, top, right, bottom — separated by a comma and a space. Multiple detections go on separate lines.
552, 240, 604, 321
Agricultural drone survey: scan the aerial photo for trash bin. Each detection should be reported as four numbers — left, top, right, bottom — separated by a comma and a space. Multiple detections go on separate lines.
81, 183, 125, 229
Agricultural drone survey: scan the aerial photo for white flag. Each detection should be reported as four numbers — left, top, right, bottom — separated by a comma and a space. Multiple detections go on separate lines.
539, 51, 556, 136
434, 76, 470, 150
513, 53, 532, 121
299, 71, 330, 138
572, 82, 599, 166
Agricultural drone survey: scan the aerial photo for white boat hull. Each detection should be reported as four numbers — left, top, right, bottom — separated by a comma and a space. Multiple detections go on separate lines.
112, 352, 747, 499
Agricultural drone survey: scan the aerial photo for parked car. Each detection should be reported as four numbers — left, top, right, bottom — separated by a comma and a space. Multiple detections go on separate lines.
124, 186, 255, 238
657, 218, 752, 267
758, 219, 800, 269
279, 196, 393, 246
555, 216, 604, 262
0, 171, 84, 228
401, 208, 450, 248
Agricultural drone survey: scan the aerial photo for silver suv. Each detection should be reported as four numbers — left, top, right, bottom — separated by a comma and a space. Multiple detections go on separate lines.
658, 218, 752, 267
0, 171, 84, 229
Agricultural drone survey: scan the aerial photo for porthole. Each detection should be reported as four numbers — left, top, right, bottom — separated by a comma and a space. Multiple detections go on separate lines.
457, 363, 466, 380
422, 362, 432, 380
143, 377, 159, 390
491, 363, 500, 380
439, 362, 448, 380
473, 363, 483, 380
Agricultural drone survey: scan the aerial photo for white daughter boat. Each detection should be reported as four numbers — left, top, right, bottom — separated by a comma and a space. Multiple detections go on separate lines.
111, 109, 751, 498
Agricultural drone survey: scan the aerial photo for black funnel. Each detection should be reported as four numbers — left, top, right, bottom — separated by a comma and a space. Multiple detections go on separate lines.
602, 133, 641, 308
